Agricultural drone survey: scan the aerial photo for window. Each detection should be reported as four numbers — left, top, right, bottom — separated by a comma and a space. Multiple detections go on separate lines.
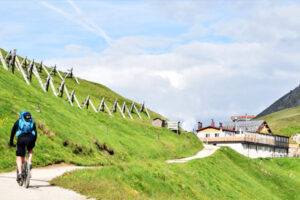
215, 133, 219, 137
205, 133, 210, 138
225, 132, 232, 136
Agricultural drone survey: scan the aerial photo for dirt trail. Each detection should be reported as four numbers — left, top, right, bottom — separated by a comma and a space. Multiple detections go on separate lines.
166, 144, 219, 163
0, 165, 95, 200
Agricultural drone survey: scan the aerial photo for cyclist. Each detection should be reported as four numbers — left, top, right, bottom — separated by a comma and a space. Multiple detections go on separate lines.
9, 111, 37, 182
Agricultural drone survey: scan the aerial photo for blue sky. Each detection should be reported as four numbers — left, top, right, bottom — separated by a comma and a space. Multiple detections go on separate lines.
1, 0, 300, 131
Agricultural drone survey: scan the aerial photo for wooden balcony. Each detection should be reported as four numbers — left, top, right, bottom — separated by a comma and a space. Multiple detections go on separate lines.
200, 133, 289, 148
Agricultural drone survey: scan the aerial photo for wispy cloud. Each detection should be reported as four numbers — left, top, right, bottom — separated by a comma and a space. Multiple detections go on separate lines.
40, 0, 112, 45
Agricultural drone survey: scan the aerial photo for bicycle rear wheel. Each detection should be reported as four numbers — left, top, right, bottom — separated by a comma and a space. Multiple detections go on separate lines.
24, 161, 31, 188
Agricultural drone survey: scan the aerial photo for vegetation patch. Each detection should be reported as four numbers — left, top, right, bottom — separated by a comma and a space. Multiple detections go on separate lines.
94, 140, 114, 155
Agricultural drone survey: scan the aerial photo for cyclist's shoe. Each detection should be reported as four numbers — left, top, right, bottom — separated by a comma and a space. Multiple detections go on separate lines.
16, 173, 22, 183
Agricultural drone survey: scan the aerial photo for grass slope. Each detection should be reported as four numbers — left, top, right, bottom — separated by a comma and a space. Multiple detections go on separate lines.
1, 48, 299, 200
258, 105, 300, 137
0, 49, 201, 172
52, 147, 300, 200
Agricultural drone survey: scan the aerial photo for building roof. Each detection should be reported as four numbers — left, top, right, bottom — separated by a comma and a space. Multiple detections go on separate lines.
231, 115, 255, 120
222, 120, 269, 133
196, 126, 236, 132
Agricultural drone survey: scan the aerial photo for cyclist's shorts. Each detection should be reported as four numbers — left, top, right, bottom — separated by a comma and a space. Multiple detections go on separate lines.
16, 133, 36, 157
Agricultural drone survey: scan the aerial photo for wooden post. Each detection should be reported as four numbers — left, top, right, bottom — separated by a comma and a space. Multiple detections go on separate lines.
38, 61, 43, 73
53, 65, 57, 76
0, 50, 8, 70
134, 104, 142, 119
104, 101, 112, 116
139, 101, 145, 112
124, 102, 133, 120
82, 95, 90, 109
45, 75, 51, 91
98, 98, 112, 116
67, 67, 73, 78
4, 50, 11, 61
15, 57, 30, 85
70, 67, 73, 78
23, 57, 28, 71
70, 90, 75, 103
52, 65, 57, 76
139, 101, 151, 119
57, 80, 65, 97
121, 102, 126, 113
117, 101, 126, 118
27, 59, 34, 81
41, 64, 57, 96
98, 97, 105, 112
111, 99, 117, 112
9, 49, 16, 74
130, 102, 134, 113
32, 63, 46, 92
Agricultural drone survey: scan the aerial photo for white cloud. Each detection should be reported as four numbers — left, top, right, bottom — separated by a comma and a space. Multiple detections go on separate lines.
155, 71, 186, 90
40, 0, 112, 45
182, 118, 196, 132
212, 4, 300, 43
5, 0, 300, 131
44, 29, 300, 131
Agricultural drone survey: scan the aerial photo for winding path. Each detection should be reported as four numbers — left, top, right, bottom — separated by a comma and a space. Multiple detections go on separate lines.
167, 144, 219, 163
0, 164, 95, 200
0, 145, 219, 199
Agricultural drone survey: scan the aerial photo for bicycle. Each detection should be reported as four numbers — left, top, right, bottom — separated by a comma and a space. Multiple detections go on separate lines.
17, 144, 31, 188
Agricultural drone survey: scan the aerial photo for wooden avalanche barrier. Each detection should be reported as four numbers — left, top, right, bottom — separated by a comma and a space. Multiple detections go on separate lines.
1, 48, 153, 121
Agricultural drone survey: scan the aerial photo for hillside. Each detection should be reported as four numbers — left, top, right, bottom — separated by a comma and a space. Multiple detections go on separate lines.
258, 105, 300, 137
1, 48, 299, 200
53, 147, 300, 200
0, 48, 201, 172
256, 84, 300, 118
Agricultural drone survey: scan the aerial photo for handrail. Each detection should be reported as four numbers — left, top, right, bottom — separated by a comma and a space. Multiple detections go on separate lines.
200, 132, 288, 148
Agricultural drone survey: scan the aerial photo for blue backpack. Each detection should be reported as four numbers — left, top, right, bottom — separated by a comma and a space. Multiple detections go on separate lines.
16, 111, 36, 137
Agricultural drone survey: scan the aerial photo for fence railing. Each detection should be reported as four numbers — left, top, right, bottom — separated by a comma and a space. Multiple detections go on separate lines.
200, 132, 289, 148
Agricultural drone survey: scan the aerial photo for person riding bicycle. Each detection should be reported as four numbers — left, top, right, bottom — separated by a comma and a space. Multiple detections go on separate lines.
9, 111, 37, 182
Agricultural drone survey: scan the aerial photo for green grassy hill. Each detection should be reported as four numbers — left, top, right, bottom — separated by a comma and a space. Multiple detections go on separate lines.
52, 147, 300, 200
1, 48, 299, 200
0, 48, 201, 172
258, 105, 300, 137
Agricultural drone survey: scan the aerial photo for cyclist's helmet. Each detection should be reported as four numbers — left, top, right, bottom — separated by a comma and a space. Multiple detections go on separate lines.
23, 111, 32, 122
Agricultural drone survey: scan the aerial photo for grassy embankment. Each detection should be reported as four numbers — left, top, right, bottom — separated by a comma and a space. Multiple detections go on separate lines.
52, 147, 300, 200
2, 48, 299, 200
0, 48, 201, 172
258, 105, 300, 137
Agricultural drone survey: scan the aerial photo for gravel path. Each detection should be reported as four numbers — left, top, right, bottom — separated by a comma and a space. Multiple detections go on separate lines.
166, 144, 219, 163
0, 165, 95, 200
